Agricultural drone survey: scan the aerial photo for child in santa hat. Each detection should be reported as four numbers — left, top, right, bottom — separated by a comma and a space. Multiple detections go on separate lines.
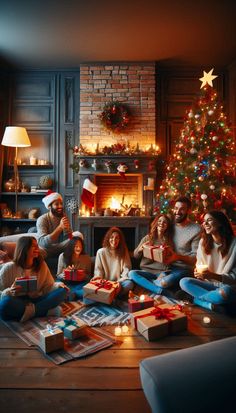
56, 232, 92, 301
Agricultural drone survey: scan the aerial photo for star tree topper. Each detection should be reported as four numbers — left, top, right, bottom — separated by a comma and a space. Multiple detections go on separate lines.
199, 68, 218, 88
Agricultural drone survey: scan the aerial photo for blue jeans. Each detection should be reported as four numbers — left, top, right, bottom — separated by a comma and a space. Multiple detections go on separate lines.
129, 266, 191, 295
56, 279, 88, 301
180, 277, 236, 305
0, 288, 67, 321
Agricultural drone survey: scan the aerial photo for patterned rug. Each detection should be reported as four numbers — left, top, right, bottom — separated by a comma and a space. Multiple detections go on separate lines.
74, 303, 131, 326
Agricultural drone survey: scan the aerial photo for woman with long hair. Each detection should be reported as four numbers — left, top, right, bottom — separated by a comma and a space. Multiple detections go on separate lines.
128, 213, 177, 294
57, 232, 92, 300
0, 236, 68, 322
180, 210, 236, 311
93, 227, 133, 296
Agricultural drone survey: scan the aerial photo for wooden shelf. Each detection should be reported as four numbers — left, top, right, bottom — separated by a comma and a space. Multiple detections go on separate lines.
1, 192, 48, 196
1, 218, 37, 222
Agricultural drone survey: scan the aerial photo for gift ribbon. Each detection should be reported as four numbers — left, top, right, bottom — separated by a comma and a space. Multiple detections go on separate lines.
91, 279, 115, 293
133, 305, 177, 329
56, 317, 79, 331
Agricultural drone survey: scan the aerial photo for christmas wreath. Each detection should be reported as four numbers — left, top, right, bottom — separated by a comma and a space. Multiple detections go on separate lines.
99, 101, 130, 133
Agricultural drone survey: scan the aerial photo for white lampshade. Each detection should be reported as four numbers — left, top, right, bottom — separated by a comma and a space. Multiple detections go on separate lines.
1, 126, 31, 147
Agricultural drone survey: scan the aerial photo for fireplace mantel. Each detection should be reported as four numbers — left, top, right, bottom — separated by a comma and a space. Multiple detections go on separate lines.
78, 216, 151, 256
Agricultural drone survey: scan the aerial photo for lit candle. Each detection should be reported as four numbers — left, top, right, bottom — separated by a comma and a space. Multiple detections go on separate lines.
114, 326, 122, 336
140, 294, 145, 302
30, 156, 37, 165
85, 211, 90, 217
196, 264, 208, 274
122, 325, 129, 334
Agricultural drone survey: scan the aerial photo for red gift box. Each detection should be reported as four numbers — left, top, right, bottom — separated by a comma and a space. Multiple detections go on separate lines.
143, 244, 170, 263
64, 269, 86, 282
128, 295, 154, 313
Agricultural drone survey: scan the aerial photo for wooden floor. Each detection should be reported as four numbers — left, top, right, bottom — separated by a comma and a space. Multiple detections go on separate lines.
0, 304, 236, 413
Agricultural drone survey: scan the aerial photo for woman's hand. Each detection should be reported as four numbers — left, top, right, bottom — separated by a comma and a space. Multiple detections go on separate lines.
163, 247, 179, 265
9, 281, 22, 297
194, 268, 206, 280
56, 282, 70, 292
90, 276, 102, 281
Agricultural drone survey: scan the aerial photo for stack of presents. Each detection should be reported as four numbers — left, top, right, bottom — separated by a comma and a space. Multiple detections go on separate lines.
38, 242, 187, 353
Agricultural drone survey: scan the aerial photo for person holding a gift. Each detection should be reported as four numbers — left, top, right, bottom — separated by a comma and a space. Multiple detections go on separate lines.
56, 232, 92, 300
0, 236, 68, 322
129, 197, 201, 295
180, 210, 236, 311
129, 214, 175, 294
37, 191, 72, 257
93, 227, 133, 297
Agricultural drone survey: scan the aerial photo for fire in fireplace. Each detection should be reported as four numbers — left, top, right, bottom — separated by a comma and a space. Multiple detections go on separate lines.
94, 174, 143, 214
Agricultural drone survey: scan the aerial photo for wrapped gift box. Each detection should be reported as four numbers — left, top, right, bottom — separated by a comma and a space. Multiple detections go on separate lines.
39, 326, 64, 353
83, 279, 120, 304
128, 295, 154, 313
15, 276, 37, 293
64, 268, 86, 282
143, 244, 169, 263
57, 316, 87, 340
131, 304, 187, 341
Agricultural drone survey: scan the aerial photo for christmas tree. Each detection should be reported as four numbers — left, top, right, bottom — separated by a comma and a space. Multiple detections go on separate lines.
155, 69, 236, 222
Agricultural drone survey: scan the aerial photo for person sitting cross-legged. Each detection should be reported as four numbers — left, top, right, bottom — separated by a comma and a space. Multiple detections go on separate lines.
128, 213, 174, 296
180, 210, 236, 312
129, 197, 201, 297
56, 232, 92, 301
92, 227, 134, 298
0, 236, 69, 322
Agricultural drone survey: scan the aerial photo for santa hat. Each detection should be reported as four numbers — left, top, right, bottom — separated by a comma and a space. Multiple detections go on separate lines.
71, 231, 84, 240
42, 191, 63, 209
81, 178, 98, 208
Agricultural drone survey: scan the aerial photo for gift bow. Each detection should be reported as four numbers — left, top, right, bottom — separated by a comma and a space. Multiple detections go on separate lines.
91, 279, 115, 293
46, 324, 58, 334
133, 305, 183, 329
56, 317, 78, 331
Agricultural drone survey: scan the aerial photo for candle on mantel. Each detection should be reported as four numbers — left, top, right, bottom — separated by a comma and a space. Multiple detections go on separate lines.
114, 326, 122, 336
139, 294, 145, 302
85, 210, 90, 217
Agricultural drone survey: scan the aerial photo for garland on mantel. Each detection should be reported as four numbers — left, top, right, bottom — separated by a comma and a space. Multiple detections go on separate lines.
70, 143, 161, 173
72, 142, 160, 157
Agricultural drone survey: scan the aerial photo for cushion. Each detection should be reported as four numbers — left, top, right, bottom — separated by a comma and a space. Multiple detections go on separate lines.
140, 336, 236, 413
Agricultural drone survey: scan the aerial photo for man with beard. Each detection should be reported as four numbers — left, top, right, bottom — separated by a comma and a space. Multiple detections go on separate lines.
156, 196, 201, 294
36, 192, 72, 257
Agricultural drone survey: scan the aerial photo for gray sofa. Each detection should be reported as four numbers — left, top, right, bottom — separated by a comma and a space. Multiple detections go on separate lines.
140, 336, 236, 413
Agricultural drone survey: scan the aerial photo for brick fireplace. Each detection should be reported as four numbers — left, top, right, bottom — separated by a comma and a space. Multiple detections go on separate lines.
74, 62, 160, 255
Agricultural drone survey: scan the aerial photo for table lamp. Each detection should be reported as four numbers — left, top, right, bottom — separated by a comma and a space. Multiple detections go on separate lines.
1, 126, 31, 217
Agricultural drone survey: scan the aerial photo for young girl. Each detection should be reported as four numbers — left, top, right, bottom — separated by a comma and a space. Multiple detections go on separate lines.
129, 214, 176, 295
180, 210, 236, 311
0, 236, 68, 322
93, 227, 133, 297
56, 232, 92, 300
